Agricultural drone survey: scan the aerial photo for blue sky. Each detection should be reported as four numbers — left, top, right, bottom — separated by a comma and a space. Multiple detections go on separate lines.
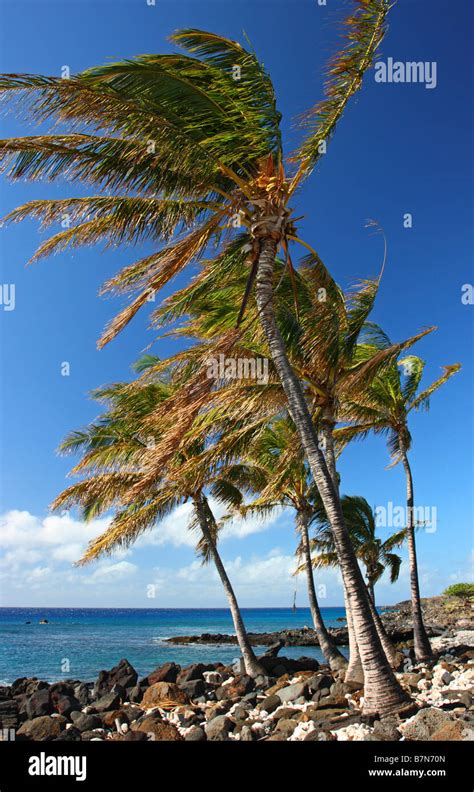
0, 0, 472, 608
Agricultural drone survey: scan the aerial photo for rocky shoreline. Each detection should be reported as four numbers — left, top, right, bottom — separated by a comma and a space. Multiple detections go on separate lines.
1, 628, 472, 742
166, 596, 473, 649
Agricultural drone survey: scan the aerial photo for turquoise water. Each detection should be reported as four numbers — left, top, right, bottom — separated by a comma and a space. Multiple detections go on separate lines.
0, 607, 348, 684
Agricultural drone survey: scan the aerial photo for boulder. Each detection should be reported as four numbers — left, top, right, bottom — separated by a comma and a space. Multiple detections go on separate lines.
431, 721, 469, 741
26, 689, 53, 719
0, 700, 19, 730
122, 731, 148, 741
307, 674, 333, 694
275, 718, 297, 738
399, 708, 455, 741
184, 726, 206, 741
69, 712, 102, 732
258, 694, 281, 714
93, 692, 122, 713
141, 682, 190, 708
177, 664, 213, 685
277, 682, 308, 704
216, 675, 254, 701
179, 680, 205, 699
145, 662, 180, 686
132, 715, 183, 741
54, 695, 80, 718
205, 714, 234, 741
17, 716, 66, 741
73, 683, 91, 708
94, 659, 138, 697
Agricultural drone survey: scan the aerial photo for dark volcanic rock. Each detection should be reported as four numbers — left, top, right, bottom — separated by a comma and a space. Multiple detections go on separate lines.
92, 691, 122, 713
179, 679, 205, 699
177, 663, 214, 685
0, 700, 19, 730
17, 716, 66, 741
26, 688, 53, 719
70, 711, 102, 732
145, 662, 180, 685
94, 659, 138, 698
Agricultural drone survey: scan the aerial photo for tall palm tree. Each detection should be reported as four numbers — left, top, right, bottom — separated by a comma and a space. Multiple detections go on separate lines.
336, 355, 461, 661
52, 367, 266, 677
0, 1, 411, 713
310, 495, 406, 668
237, 418, 347, 671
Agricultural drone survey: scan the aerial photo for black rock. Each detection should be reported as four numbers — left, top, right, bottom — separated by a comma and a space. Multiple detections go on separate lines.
73, 683, 91, 708
144, 662, 180, 685
184, 726, 206, 741
70, 712, 102, 732
177, 664, 213, 685
0, 700, 19, 730
52, 727, 82, 742
26, 688, 53, 719
179, 679, 205, 698
94, 659, 138, 698
55, 695, 81, 717
122, 731, 148, 741
92, 692, 121, 713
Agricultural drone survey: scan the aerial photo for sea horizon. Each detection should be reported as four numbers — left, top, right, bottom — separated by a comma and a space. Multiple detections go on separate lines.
0, 605, 354, 684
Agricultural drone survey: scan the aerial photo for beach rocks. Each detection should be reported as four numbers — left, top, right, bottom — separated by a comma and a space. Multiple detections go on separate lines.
141, 682, 190, 708
205, 714, 234, 741
277, 681, 309, 704
0, 700, 19, 730
177, 663, 214, 685
399, 707, 455, 740
17, 715, 66, 741
145, 662, 180, 685
179, 680, 205, 699
26, 688, 53, 719
94, 659, 138, 698
70, 711, 102, 732
93, 691, 122, 713
132, 715, 183, 741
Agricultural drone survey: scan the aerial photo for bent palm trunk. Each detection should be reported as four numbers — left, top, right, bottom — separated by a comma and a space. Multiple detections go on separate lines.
319, 417, 363, 681
255, 235, 409, 714
365, 585, 402, 669
343, 587, 364, 685
297, 511, 347, 671
193, 495, 266, 678
401, 451, 433, 662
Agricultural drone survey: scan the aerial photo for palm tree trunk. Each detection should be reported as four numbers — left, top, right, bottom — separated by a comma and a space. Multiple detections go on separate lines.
255, 235, 409, 714
320, 417, 364, 685
193, 495, 266, 678
367, 580, 376, 605
297, 510, 347, 671
365, 583, 402, 669
342, 586, 364, 685
401, 450, 433, 662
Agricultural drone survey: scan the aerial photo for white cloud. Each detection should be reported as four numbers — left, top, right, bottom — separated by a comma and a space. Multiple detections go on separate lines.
136, 498, 284, 549
82, 561, 137, 585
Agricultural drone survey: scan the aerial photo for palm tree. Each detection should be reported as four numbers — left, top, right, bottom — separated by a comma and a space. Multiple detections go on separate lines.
152, 239, 431, 688
237, 418, 347, 671
336, 355, 461, 661
310, 495, 406, 668
52, 366, 266, 678
0, 1, 411, 713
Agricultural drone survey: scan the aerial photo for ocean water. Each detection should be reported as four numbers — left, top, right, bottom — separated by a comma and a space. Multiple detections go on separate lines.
0, 607, 348, 685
